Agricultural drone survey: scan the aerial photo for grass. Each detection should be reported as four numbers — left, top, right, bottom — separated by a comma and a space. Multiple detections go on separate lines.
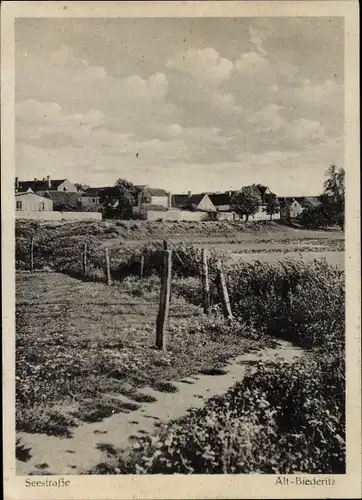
86, 258, 345, 475
16, 272, 268, 437
15, 223, 345, 474
106, 350, 344, 475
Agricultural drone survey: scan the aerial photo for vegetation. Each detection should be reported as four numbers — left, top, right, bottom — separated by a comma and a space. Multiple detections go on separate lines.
15, 220, 345, 474
100, 179, 144, 219
231, 186, 262, 221
109, 348, 344, 474
298, 165, 345, 230
263, 193, 280, 220
88, 259, 345, 475
16, 272, 268, 437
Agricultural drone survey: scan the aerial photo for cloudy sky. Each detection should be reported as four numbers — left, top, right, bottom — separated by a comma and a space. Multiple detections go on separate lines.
15, 17, 344, 195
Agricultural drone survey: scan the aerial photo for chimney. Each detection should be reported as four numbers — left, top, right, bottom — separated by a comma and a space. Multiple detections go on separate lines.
15, 177, 19, 189
168, 191, 172, 208
228, 190, 232, 197
47, 175, 51, 188
34, 178, 37, 181
187, 190, 192, 198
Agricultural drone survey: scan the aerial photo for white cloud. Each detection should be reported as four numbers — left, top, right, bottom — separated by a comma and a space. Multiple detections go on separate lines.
296, 79, 342, 104
235, 51, 269, 75
289, 118, 325, 143
167, 48, 233, 85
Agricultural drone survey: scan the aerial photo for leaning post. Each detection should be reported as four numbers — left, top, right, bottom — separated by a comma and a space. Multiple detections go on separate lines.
216, 259, 233, 320
105, 247, 111, 286
201, 248, 210, 314
155, 249, 172, 350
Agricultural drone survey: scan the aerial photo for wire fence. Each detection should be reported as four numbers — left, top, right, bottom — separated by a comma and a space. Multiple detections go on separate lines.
16, 233, 233, 350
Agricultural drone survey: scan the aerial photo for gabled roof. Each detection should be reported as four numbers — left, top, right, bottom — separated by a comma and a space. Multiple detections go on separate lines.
173, 194, 190, 208
44, 191, 81, 208
17, 179, 67, 192
173, 193, 208, 208
278, 196, 305, 205
173, 193, 216, 211
209, 192, 232, 206
82, 187, 110, 197
303, 197, 322, 208
146, 188, 169, 197
15, 190, 44, 199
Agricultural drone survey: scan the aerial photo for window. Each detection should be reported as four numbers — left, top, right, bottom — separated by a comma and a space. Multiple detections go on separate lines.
39, 202, 45, 211
16, 201, 22, 210
92, 198, 96, 203
63, 186, 68, 192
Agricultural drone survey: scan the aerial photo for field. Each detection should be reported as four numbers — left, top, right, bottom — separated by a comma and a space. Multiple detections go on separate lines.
15, 220, 345, 475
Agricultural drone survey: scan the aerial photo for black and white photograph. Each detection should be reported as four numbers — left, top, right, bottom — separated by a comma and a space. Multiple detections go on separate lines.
2, 1, 360, 499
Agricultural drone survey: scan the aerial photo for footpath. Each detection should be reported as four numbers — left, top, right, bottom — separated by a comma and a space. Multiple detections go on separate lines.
17, 339, 303, 475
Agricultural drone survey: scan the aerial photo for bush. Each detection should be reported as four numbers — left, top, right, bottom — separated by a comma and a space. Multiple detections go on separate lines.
110, 347, 344, 475
226, 258, 344, 348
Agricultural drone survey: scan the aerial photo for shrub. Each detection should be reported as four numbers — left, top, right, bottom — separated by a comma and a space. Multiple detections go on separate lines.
225, 258, 344, 348
111, 347, 344, 475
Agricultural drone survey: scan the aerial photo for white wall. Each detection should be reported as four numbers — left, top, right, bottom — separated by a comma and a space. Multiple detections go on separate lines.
15, 211, 102, 221
146, 209, 209, 222
197, 194, 216, 212
61, 212, 102, 221
251, 211, 281, 221
16, 211, 62, 221
150, 196, 169, 207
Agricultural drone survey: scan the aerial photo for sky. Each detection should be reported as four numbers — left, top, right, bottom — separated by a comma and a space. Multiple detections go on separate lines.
15, 17, 344, 196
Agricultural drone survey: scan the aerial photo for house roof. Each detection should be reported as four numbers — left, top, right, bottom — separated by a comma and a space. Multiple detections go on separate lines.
208, 192, 232, 207
303, 197, 322, 208
82, 187, 110, 197
278, 196, 305, 205
44, 191, 81, 208
15, 191, 45, 199
83, 185, 169, 198
17, 179, 67, 192
146, 188, 169, 197
173, 193, 216, 211
173, 193, 206, 207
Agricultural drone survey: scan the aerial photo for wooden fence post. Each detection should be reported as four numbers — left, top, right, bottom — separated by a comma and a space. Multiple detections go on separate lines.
30, 235, 34, 272
105, 248, 111, 285
216, 259, 233, 319
83, 243, 87, 277
156, 249, 172, 350
140, 254, 145, 279
201, 248, 210, 314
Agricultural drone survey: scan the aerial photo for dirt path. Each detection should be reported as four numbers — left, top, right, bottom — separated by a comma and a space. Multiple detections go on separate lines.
17, 339, 303, 476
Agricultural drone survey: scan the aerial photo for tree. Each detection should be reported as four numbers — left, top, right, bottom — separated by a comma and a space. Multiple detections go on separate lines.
263, 193, 280, 221
74, 183, 90, 192
100, 179, 137, 219
322, 165, 345, 229
231, 186, 262, 221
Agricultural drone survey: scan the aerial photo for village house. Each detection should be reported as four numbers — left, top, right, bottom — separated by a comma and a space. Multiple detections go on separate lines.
173, 192, 216, 212
278, 197, 305, 219
15, 176, 77, 194
81, 185, 172, 213
15, 188, 54, 212
80, 187, 105, 211
208, 185, 280, 221
135, 186, 171, 208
